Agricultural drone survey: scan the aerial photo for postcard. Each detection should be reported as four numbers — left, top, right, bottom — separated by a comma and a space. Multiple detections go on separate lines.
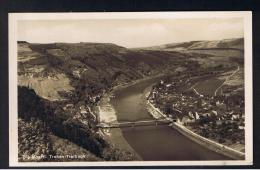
8, 11, 253, 166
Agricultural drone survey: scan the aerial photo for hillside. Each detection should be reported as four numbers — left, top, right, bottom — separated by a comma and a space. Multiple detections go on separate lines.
18, 41, 191, 101
18, 86, 138, 161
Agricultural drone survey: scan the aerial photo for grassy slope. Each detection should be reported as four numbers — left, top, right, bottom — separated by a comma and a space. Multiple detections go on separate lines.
194, 78, 225, 96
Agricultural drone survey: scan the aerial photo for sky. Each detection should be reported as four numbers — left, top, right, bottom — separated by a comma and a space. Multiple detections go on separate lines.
18, 18, 244, 48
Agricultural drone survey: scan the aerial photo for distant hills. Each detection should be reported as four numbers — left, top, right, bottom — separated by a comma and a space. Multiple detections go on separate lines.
135, 38, 244, 51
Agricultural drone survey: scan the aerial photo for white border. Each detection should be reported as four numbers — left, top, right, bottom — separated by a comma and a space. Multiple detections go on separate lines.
9, 11, 253, 167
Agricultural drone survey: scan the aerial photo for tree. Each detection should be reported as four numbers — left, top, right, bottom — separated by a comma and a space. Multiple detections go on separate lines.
164, 102, 173, 115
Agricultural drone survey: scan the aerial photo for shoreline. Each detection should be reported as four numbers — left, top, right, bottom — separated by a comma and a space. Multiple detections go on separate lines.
96, 92, 142, 160
172, 122, 245, 160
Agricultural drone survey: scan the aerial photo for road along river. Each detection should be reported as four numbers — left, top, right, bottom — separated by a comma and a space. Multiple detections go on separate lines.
109, 77, 231, 161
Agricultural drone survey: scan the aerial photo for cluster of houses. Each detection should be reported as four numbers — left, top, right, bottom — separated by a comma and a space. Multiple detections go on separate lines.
62, 102, 98, 129
148, 76, 245, 145
72, 68, 87, 79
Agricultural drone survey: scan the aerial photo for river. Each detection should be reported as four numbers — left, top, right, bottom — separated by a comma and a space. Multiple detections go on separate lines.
110, 77, 231, 161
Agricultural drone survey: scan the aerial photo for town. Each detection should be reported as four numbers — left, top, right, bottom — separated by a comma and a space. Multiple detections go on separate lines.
148, 66, 245, 153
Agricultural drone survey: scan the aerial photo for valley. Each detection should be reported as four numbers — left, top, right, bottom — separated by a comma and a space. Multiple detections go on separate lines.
17, 38, 245, 161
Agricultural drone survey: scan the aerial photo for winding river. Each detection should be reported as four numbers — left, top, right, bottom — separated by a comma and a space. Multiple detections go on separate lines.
110, 78, 231, 161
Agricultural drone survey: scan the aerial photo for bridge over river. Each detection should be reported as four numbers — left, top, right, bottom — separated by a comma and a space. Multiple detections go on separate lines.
97, 119, 173, 128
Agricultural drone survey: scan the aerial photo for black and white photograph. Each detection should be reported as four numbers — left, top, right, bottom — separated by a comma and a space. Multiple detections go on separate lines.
8, 12, 252, 166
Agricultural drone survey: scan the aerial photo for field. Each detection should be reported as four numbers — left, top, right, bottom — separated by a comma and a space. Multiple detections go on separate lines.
194, 78, 224, 96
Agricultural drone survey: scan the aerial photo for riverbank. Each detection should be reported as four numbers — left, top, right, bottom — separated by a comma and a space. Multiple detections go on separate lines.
172, 122, 245, 160
145, 86, 168, 120
113, 73, 165, 93
95, 91, 142, 160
